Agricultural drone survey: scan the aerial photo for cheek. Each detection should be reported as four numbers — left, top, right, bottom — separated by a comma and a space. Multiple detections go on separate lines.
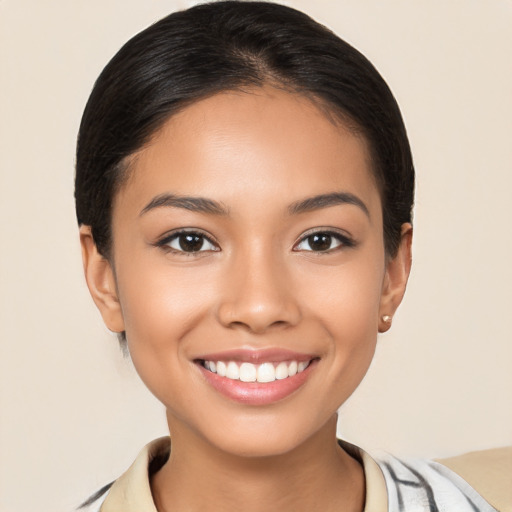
114, 264, 215, 415
298, 251, 385, 333
117, 256, 216, 334
295, 251, 385, 391
113, 258, 218, 378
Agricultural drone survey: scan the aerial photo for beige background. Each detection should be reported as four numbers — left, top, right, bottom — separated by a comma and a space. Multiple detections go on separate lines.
1, 1, 511, 511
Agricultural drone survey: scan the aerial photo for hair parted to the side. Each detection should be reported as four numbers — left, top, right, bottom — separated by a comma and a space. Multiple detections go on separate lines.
75, 0, 415, 345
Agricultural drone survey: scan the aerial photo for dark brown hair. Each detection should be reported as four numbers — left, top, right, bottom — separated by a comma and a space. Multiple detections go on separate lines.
75, 1, 414, 262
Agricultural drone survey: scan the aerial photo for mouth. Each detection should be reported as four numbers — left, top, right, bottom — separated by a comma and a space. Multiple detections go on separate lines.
200, 359, 311, 383
194, 350, 318, 405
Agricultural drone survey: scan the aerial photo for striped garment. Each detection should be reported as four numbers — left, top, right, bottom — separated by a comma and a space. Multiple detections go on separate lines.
78, 438, 508, 512
377, 453, 498, 511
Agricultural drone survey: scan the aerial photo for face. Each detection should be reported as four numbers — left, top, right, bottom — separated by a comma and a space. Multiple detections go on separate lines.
82, 86, 411, 457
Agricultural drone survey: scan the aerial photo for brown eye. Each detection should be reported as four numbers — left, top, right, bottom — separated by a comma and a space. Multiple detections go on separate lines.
306, 233, 333, 251
164, 231, 218, 253
178, 234, 204, 252
295, 231, 353, 252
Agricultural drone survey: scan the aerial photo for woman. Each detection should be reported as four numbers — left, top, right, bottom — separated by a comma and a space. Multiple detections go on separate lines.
75, 2, 509, 511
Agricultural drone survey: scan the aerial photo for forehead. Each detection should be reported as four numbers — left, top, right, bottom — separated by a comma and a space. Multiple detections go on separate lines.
116, 86, 381, 219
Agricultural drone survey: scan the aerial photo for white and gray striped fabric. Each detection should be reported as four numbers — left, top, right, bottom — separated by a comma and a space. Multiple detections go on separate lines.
376, 454, 498, 511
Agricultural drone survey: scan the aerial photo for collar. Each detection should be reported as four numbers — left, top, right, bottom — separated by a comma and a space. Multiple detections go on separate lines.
101, 437, 388, 512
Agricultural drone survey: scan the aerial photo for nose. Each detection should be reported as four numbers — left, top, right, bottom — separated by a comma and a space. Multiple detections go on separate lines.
216, 249, 301, 334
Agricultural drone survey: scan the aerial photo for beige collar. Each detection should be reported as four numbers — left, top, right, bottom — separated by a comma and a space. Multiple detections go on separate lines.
101, 437, 388, 512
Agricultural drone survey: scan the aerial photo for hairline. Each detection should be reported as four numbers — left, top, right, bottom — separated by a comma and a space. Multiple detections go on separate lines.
110, 81, 378, 215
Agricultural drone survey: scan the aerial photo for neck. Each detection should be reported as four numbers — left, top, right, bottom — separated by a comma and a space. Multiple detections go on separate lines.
151, 415, 365, 512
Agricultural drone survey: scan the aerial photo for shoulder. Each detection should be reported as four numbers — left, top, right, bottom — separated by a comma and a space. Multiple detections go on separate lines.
437, 446, 512, 512
373, 448, 511, 512
75, 437, 169, 512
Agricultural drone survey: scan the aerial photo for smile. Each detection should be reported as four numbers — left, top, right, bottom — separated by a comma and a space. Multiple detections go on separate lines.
201, 359, 311, 383
196, 350, 317, 405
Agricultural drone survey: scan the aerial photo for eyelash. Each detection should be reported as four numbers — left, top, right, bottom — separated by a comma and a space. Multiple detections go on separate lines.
293, 229, 355, 253
155, 228, 355, 255
155, 229, 220, 255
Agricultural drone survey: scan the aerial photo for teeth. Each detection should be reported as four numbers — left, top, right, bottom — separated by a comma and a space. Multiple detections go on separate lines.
202, 359, 310, 383
239, 362, 257, 382
216, 361, 226, 377
275, 362, 288, 380
226, 361, 239, 380
298, 361, 308, 372
257, 362, 275, 383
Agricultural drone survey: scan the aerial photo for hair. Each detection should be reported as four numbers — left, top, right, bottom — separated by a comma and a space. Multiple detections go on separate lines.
75, 0, 414, 344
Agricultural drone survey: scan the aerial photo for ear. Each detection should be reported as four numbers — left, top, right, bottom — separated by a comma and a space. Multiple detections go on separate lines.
79, 225, 125, 333
378, 223, 413, 333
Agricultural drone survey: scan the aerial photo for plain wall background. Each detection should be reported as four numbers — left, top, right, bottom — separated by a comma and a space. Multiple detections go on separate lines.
1, 1, 511, 511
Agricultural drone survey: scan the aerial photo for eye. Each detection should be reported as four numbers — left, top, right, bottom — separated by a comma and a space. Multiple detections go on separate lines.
159, 231, 219, 253
294, 231, 353, 252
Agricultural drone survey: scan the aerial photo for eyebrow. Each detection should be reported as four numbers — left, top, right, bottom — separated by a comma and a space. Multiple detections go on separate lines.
140, 191, 369, 218
140, 193, 229, 216
288, 192, 370, 218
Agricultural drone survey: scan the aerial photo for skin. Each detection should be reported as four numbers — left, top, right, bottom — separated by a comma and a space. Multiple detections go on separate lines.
80, 86, 412, 512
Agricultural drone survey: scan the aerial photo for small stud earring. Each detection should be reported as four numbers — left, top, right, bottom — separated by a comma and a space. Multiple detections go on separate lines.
382, 315, 392, 323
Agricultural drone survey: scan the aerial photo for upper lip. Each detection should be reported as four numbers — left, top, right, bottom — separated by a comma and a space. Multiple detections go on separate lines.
195, 347, 316, 364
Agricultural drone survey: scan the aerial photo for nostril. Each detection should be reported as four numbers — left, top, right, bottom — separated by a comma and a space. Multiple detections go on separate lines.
224, 318, 294, 334
270, 320, 289, 328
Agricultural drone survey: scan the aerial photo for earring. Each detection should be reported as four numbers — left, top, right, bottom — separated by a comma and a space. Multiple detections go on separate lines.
381, 315, 392, 324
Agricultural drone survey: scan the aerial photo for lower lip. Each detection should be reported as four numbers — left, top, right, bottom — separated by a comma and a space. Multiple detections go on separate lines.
197, 361, 316, 406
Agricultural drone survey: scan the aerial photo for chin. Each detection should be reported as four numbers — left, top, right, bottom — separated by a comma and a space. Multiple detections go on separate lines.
194, 411, 337, 460
219, 435, 301, 458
